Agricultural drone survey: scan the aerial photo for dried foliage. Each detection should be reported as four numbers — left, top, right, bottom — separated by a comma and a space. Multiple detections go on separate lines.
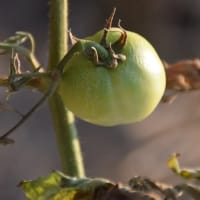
163, 59, 200, 103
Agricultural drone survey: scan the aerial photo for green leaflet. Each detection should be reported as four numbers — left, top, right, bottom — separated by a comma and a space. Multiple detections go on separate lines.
167, 154, 200, 200
20, 171, 66, 200
20, 171, 112, 200
168, 153, 200, 180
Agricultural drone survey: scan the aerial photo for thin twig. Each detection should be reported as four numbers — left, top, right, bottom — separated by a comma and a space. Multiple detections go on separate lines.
0, 72, 59, 145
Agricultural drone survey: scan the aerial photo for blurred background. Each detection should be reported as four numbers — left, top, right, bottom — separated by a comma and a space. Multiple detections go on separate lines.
0, 0, 200, 199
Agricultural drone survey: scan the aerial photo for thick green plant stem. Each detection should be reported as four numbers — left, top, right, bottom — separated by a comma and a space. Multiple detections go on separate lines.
48, 0, 85, 177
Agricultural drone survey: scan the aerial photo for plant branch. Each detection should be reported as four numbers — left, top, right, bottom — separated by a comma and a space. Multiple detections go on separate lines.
0, 55, 199, 105
48, 0, 85, 177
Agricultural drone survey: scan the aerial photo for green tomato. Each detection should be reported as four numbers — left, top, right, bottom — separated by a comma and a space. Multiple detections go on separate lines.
58, 28, 166, 126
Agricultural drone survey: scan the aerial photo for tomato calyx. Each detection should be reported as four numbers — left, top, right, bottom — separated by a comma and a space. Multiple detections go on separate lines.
69, 8, 127, 69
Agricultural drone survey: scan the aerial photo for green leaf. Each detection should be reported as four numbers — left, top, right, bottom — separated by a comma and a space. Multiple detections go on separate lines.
167, 153, 181, 174
20, 171, 112, 200
20, 171, 64, 200
167, 153, 200, 180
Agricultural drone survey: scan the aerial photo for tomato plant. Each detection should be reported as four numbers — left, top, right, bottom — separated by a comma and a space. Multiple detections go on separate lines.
58, 27, 166, 126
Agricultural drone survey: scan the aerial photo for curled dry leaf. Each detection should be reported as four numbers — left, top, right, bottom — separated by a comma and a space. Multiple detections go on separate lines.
163, 59, 200, 103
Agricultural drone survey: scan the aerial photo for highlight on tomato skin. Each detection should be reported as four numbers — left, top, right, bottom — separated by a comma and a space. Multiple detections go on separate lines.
58, 28, 166, 126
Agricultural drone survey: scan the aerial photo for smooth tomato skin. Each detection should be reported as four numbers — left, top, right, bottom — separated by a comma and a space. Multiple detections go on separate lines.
59, 28, 166, 126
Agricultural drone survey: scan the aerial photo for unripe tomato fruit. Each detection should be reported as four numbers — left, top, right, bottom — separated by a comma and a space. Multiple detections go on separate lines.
58, 28, 166, 126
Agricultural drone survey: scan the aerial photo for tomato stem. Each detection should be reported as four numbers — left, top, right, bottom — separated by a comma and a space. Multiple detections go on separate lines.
48, 0, 85, 177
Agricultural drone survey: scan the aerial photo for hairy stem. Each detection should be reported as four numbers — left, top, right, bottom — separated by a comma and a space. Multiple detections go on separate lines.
48, 0, 85, 177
